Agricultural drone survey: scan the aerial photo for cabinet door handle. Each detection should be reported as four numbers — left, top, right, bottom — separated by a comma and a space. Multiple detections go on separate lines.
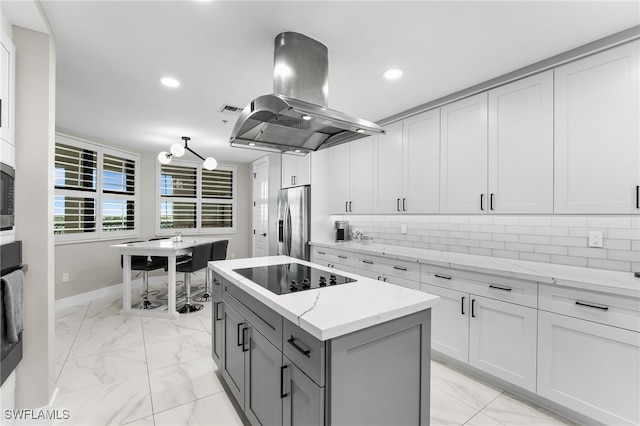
434, 274, 452, 280
349, 201, 352, 212
397, 198, 400, 212
402, 198, 407, 211
383, 277, 388, 282
393, 266, 407, 271
215, 301, 223, 321
362, 260, 374, 265
636, 185, 639, 209
480, 194, 485, 211
490, 193, 495, 211
461, 296, 465, 315
377, 276, 382, 280
213, 277, 220, 287
489, 284, 512, 292
288, 336, 311, 358
237, 322, 244, 347
345, 201, 349, 212
280, 365, 289, 398
575, 301, 609, 311
242, 327, 249, 352
471, 299, 476, 317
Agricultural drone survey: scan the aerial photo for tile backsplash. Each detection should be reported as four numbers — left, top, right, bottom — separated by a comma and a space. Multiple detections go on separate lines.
333, 215, 640, 273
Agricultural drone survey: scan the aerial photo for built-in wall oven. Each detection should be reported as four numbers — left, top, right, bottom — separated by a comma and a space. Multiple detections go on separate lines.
0, 162, 15, 231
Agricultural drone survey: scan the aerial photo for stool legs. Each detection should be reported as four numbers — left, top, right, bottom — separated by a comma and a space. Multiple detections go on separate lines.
178, 273, 203, 313
136, 271, 160, 310
193, 269, 212, 302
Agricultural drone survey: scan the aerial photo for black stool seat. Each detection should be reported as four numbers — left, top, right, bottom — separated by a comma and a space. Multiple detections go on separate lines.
176, 242, 213, 314
194, 239, 229, 303
121, 240, 166, 310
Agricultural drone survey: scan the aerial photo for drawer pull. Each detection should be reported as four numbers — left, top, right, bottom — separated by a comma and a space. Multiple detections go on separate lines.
280, 365, 289, 398
237, 322, 244, 347
318, 251, 326, 255
213, 278, 220, 286
338, 255, 347, 259
434, 274, 452, 280
489, 284, 512, 292
362, 260, 374, 265
242, 327, 249, 352
288, 336, 311, 358
575, 301, 609, 311
393, 266, 407, 271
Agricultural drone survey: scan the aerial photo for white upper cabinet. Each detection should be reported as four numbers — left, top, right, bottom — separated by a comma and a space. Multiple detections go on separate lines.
374, 111, 440, 214
373, 121, 404, 213
1, 31, 15, 147
439, 93, 488, 213
281, 153, 311, 188
349, 136, 375, 213
327, 137, 375, 214
403, 109, 440, 213
554, 40, 640, 214
488, 71, 554, 213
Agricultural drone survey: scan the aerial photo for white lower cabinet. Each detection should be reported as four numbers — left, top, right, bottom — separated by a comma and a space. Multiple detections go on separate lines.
468, 296, 537, 392
538, 311, 640, 426
423, 283, 537, 392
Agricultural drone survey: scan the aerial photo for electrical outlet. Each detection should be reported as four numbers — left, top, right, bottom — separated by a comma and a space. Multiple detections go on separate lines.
62, 272, 70, 282
401, 224, 408, 234
588, 231, 603, 248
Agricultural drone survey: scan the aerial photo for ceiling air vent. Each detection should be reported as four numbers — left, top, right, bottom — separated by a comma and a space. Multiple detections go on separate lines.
219, 104, 243, 115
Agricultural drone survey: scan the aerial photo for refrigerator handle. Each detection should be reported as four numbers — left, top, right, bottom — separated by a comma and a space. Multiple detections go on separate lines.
278, 220, 284, 243
285, 204, 292, 255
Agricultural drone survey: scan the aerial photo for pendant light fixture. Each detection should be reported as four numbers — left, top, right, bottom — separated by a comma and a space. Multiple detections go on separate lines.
157, 136, 217, 170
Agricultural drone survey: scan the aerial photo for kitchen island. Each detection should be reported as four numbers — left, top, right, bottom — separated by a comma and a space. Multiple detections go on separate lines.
209, 255, 440, 426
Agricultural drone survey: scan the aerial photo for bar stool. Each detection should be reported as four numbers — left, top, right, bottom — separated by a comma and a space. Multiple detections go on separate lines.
194, 239, 228, 302
176, 243, 213, 314
120, 241, 165, 309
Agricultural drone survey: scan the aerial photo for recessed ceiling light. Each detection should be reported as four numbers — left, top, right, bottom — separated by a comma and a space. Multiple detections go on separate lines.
160, 77, 180, 88
383, 68, 403, 80
302, 114, 312, 121
355, 128, 365, 133
249, 142, 256, 146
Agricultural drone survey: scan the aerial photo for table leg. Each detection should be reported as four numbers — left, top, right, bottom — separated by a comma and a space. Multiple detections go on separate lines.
121, 254, 132, 313
167, 254, 178, 318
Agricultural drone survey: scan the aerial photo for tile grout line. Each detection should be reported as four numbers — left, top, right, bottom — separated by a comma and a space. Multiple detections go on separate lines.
140, 308, 157, 426
55, 303, 91, 386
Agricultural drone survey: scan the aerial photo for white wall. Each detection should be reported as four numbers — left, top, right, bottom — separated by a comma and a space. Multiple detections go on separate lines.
55, 150, 253, 300
13, 24, 56, 409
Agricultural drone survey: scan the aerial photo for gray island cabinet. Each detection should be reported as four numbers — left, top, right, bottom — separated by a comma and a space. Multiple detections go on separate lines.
209, 256, 440, 426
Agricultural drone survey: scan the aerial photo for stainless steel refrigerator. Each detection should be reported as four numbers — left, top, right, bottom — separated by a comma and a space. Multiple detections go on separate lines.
277, 185, 310, 261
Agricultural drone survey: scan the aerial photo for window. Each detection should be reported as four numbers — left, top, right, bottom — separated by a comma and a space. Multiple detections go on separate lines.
54, 134, 139, 243
157, 161, 236, 234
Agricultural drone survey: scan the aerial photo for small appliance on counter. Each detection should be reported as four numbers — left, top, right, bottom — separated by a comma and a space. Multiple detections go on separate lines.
334, 221, 349, 242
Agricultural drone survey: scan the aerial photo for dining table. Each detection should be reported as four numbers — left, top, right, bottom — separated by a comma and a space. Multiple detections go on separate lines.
111, 236, 222, 319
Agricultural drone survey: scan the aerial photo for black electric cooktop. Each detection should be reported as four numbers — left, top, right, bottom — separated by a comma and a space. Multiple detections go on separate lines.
233, 263, 356, 295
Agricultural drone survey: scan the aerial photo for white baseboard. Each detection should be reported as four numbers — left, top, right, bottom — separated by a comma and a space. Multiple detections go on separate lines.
55, 272, 206, 311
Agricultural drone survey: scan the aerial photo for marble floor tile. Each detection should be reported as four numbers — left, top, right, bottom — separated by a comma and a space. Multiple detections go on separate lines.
464, 411, 506, 426
142, 312, 206, 343
148, 356, 225, 413
55, 327, 78, 366
153, 392, 245, 426
56, 304, 89, 326
145, 331, 212, 372
67, 325, 144, 360
122, 416, 155, 426
431, 360, 503, 410
430, 386, 480, 426
482, 393, 575, 426
56, 345, 147, 393
77, 313, 142, 336
56, 373, 153, 426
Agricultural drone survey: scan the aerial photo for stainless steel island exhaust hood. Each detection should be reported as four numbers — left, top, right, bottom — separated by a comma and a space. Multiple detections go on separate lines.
229, 32, 385, 154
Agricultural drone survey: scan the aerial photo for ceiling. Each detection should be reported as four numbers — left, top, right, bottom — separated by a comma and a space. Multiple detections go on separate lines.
8, 1, 640, 164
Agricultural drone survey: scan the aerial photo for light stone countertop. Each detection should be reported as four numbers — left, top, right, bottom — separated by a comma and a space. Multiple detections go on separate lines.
310, 241, 640, 298
209, 255, 440, 341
